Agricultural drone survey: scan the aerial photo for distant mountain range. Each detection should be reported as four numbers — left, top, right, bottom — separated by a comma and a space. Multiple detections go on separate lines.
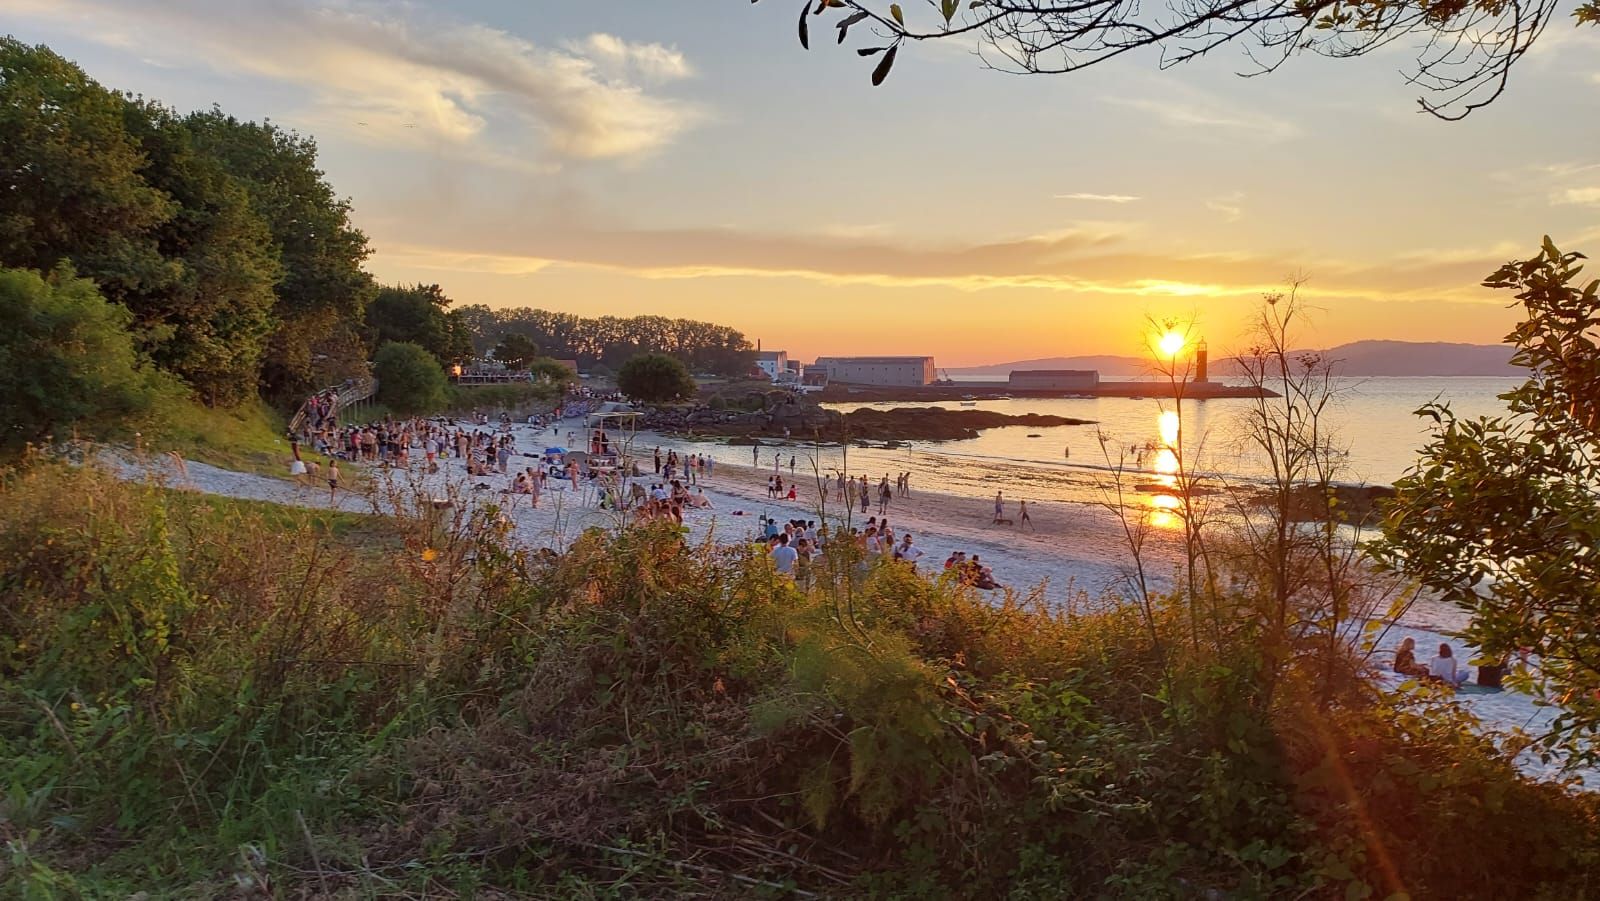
947, 341, 1522, 378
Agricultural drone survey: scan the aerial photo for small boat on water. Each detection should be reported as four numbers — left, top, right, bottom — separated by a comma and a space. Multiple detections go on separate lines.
959, 400, 978, 407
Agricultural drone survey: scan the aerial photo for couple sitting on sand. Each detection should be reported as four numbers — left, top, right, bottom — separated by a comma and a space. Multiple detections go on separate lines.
1394, 637, 1471, 686
943, 551, 1001, 590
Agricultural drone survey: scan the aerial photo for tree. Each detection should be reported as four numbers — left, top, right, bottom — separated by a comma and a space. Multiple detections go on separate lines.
493, 333, 540, 368
0, 267, 178, 452
0, 39, 173, 275
117, 98, 282, 406
366, 284, 472, 368
373, 341, 449, 414
184, 109, 374, 399
1375, 238, 1600, 767
617, 353, 698, 403
766, 0, 1598, 119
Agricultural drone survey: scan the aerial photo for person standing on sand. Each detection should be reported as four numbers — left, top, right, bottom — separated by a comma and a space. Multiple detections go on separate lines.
859, 478, 871, 514
327, 459, 340, 502
877, 477, 892, 515
752, 445, 760, 467
789, 455, 796, 476
1020, 499, 1033, 530
654, 447, 662, 474
993, 490, 1004, 524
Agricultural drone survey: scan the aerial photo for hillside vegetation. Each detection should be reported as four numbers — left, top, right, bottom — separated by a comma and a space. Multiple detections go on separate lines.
3, 462, 1597, 898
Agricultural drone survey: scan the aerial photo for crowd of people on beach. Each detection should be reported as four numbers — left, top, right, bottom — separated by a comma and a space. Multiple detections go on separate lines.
288, 380, 1029, 591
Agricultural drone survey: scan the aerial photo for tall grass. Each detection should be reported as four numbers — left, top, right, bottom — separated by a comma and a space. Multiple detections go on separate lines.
2, 461, 1598, 897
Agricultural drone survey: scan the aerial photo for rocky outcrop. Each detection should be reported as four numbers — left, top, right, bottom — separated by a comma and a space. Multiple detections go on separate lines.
642, 399, 1092, 442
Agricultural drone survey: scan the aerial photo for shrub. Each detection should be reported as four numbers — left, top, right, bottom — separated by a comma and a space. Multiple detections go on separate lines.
617, 352, 696, 403
373, 340, 448, 413
0, 266, 179, 453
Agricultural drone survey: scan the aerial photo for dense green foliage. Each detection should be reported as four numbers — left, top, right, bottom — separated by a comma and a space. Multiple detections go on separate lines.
373, 341, 449, 414
458, 304, 755, 376
1378, 238, 1600, 767
0, 38, 371, 409
2, 464, 1598, 897
0, 267, 179, 451
183, 109, 373, 400
617, 351, 699, 403
365, 283, 473, 368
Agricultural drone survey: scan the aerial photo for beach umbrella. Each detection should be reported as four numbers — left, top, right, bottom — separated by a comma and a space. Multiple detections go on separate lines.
544, 447, 567, 455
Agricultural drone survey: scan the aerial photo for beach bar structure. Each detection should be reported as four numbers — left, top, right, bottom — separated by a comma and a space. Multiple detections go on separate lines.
812, 355, 937, 387
1008, 370, 1100, 391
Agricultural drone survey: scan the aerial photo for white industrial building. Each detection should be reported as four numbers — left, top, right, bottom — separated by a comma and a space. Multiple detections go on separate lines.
812, 356, 936, 387
755, 350, 789, 380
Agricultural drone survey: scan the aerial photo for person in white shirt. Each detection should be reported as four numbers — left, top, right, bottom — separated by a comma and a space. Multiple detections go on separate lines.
770, 534, 799, 577
895, 534, 924, 569
1427, 643, 1471, 686
863, 527, 881, 559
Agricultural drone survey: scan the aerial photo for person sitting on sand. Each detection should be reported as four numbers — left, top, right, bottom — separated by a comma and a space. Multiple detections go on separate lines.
786, 483, 798, 501
944, 551, 966, 571
1393, 637, 1429, 678
1428, 643, 1471, 686
688, 487, 713, 509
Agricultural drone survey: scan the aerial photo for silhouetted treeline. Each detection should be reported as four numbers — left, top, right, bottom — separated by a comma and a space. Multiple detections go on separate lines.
457, 305, 754, 376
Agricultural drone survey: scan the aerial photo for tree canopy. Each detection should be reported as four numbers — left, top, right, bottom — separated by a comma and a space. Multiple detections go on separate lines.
492, 333, 541, 368
1376, 238, 1600, 767
617, 353, 699, 404
373, 341, 449, 414
769, 0, 1598, 119
458, 305, 754, 376
0, 267, 178, 451
0, 38, 372, 407
366, 284, 473, 370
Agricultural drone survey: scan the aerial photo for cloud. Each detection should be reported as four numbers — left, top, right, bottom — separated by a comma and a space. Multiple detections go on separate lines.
1105, 93, 1300, 143
1206, 192, 1245, 222
1, 0, 701, 162
366, 217, 1504, 311
1554, 186, 1600, 206
1056, 193, 1141, 203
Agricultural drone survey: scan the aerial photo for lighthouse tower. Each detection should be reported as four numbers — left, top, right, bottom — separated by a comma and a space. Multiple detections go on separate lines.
1195, 340, 1209, 382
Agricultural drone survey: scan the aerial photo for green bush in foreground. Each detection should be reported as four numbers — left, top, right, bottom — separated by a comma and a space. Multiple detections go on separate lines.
2, 463, 1598, 898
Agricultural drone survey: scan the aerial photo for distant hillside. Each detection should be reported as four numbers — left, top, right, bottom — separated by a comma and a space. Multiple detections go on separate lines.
952, 341, 1521, 378
1311, 341, 1519, 376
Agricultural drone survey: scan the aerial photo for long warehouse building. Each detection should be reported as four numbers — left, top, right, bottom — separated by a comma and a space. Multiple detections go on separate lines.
812, 356, 937, 387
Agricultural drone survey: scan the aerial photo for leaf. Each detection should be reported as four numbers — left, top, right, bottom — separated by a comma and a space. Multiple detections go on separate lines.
871, 43, 898, 86
857, 46, 886, 56
837, 10, 869, 42
798, 1, 810, 49
942, 0, 958, 22
890, 3, 905, 25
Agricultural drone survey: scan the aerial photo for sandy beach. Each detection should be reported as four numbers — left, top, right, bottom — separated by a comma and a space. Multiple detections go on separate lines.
106, 416, 1585, 784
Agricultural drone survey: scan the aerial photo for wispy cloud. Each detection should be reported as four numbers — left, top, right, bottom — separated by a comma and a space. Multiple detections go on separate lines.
1105, 93, 1300, 143
1055, 192, 1141, 203
2, 0, 702, 162
367, 217, 1502, 310
1554, 186, 1600, 206
1206, 192, 1245, 222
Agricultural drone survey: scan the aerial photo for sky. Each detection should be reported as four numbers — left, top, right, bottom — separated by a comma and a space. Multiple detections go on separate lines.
4, 0, 1599, 366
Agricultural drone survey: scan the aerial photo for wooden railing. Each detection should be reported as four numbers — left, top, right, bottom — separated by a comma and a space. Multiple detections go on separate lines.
288, 376, 378, 436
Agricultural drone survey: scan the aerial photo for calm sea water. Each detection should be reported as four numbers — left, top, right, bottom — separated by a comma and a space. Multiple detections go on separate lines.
667, 377, 1519, 507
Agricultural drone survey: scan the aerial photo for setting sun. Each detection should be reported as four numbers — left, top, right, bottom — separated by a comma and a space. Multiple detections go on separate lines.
1157, 330, 1187, 358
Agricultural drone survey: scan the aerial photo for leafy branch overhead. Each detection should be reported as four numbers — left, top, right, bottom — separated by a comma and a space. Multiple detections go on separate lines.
759, 0, 1597, 116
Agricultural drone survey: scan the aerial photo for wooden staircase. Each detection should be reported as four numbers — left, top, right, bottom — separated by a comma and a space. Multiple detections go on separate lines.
288, 376, 378, 436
